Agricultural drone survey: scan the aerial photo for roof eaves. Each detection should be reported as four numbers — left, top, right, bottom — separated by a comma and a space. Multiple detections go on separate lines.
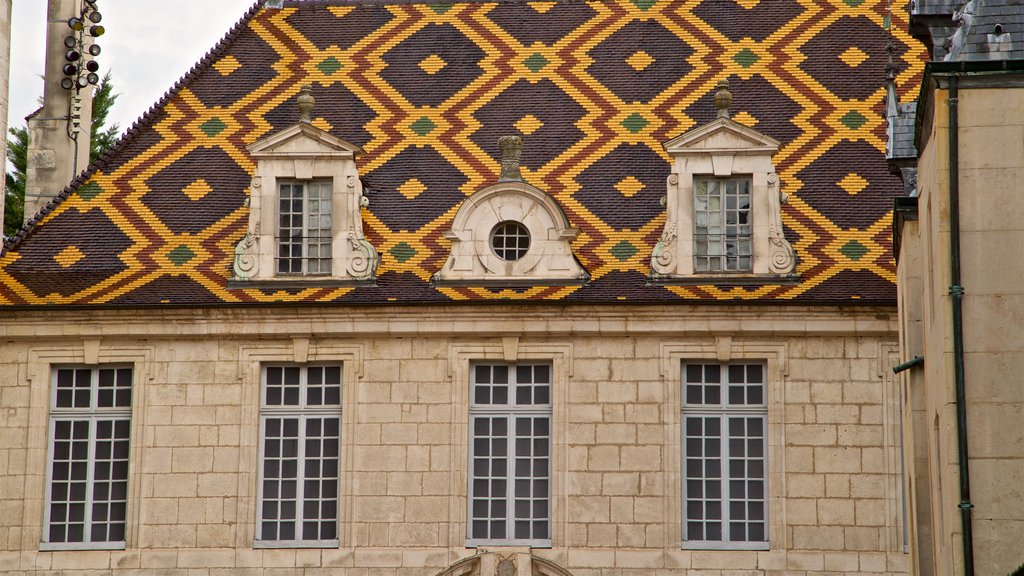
2, 1, 265, 256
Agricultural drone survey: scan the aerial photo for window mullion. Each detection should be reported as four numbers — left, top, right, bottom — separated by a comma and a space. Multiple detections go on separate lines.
506, 415, 516, 541
300, 183, 309, 276
720, 413, 730, 543
296, 413, 307, 538
84, 417, 97, 543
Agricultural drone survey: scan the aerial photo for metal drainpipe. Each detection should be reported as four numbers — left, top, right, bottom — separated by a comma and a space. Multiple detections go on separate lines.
947, 75, 975, 576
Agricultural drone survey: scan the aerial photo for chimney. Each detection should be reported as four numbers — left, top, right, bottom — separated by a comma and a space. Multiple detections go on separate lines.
24, 0, 95, 224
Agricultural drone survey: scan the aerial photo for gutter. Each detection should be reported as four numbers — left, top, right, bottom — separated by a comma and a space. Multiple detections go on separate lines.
946, 76, 975, 576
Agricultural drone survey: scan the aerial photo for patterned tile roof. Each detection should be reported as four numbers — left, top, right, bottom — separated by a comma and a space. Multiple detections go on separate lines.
0, 0, 926, 307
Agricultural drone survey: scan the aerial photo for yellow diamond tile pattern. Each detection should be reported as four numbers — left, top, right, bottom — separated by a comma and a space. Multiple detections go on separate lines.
418, 54, 447, 75
514, 114, 544, 136
615, 176, 646, 198
54, 246, 85, 269
839, 47, 870, 68
213, 55, 241, 76
838, 173, 869, 195
733, 111, 758, 128
626, 50, 655, 72
398, 178, 429, 200
183, 179, 214, 201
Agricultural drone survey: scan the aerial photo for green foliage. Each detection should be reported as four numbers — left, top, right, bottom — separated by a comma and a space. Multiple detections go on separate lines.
1010, 561, 1024, 576
90, 72, 120, 163
3, 72, 120, 238
4, 125, 26, 237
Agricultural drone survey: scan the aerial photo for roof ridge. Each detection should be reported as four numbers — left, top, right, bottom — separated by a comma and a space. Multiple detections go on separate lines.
2, 1, 264, 255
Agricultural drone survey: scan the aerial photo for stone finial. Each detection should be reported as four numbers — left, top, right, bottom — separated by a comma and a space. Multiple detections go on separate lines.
498, 136, 523, 182
714, 79, 732, 118
297, 84, 315, 123
884, 32, 899, 80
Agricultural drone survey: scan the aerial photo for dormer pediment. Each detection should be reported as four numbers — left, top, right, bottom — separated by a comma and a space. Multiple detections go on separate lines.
247, 123, 364, 159
663, 118, 779, 157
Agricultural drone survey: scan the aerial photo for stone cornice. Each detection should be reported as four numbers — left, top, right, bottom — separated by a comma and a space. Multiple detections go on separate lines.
0, 304, 897, 339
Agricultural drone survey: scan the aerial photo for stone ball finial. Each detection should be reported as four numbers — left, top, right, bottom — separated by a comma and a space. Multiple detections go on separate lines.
298, 84, 315, 123
714, 79, 732, 118
498, 135, 524, 182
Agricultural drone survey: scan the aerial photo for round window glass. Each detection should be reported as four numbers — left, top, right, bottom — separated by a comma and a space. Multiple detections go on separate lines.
490, 221, 531, 261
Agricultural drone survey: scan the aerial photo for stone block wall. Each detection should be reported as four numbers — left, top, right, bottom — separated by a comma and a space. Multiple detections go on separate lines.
0, 305, 907, 575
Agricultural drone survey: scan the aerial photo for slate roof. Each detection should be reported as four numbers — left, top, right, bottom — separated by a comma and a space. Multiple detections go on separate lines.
889, 102, 919, 161
0, 0, 926, 307
945, 0, 1024, 60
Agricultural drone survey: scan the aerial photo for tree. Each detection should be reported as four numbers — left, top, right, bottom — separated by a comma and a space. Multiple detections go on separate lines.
89, 72, 120, 163
4, 72, 120, 238
4, 125, 26, 237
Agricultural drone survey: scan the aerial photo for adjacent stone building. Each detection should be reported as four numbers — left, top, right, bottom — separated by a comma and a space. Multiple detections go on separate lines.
891, 1, 1024, 574
0, 1, 924, 574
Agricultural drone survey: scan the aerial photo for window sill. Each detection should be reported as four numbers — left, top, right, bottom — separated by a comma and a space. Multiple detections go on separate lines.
39, 541, 126, 552
228, 278, 376, 290
253, 539, 340, 549
648, 273, 799, 286
682, 541, 769, 551
431, 276, 588, 288
466, 540, 552, 549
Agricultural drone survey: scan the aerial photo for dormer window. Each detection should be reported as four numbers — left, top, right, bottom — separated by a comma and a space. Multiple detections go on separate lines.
651, 81, 796, 283
277, 180, 332, 276
232, 86, 379, 286
433, 136, 588, 286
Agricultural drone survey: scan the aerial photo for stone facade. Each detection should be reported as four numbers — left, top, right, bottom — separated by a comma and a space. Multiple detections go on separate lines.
896, 85, 1024, 576
0, 305, 908, 575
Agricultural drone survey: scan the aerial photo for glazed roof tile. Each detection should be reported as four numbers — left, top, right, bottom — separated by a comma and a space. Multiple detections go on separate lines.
0, 0, 926, 307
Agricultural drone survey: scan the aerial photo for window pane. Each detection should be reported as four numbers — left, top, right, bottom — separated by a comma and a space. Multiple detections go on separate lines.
259, 366, 342, 542
469, 365, 551, 544
682, 364, 767, 545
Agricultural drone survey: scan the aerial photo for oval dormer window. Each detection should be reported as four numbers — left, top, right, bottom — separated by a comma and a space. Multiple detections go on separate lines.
491, 221, 530, 261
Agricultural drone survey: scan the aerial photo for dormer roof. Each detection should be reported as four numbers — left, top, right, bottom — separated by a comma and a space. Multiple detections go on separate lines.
247, 123, 364, 159
663, 118, 781, 157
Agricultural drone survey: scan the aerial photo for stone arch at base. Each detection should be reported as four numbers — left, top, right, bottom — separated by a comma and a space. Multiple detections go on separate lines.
434, 551, 575, 576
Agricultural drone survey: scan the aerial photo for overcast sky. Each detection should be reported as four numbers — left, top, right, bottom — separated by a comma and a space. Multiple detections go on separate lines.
10, 0, 256, 137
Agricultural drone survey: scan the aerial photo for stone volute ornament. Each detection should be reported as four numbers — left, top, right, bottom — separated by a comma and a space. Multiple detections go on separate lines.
650, 78, 797, 281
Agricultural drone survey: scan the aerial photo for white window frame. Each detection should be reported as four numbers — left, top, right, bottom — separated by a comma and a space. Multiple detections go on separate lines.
693, 176, 753, 273
276, 180, 333, 276
255, 364, 343, 548
41, 365, 133, 551
681, 361, 769, 551
467, 362, 552, 548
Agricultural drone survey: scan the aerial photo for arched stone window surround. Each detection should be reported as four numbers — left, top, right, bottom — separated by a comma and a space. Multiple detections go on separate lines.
433, 181, 588, 286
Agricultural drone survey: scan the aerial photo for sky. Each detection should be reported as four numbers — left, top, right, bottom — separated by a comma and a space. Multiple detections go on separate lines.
9, 0, 257, 137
